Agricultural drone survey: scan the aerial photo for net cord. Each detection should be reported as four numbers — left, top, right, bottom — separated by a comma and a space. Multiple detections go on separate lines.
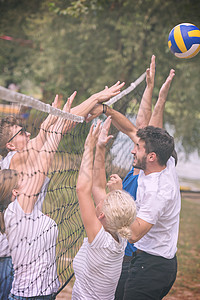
0, 86, 84, 123
106, 71, 146, 106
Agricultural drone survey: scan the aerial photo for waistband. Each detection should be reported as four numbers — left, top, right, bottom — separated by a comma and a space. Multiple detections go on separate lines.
0, 256, 12, 261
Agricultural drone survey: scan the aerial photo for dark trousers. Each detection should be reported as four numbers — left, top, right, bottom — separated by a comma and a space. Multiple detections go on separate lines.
115, 256, 132, 300
0, 256, 14, 300
123, 251, 177, 300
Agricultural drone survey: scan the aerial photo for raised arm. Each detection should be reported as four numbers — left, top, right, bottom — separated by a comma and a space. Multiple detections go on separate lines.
27, 95, 61, 151
86, 102, 139, 143
17, 98, 73, 213
76, 121, 102, 243
92, 117, 113, 206
71, 81, 125, 118
149, 69, 175, 128
86, 56, 156, 143
136, 55, 155, 128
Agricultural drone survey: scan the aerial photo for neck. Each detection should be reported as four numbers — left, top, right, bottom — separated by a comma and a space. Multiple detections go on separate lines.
144, 164, 166, 175
105, 229, 119, 242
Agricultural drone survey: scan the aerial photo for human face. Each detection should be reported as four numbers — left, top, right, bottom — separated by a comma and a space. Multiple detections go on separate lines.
8, 125, 30, 151
131, 139, 147, 170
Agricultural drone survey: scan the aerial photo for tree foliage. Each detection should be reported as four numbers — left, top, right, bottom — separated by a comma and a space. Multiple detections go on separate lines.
0, 0, 200, 153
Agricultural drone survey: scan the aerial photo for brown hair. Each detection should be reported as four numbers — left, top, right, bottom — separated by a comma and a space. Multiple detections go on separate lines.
137, 126, 174, 166
0, 169, 19, 234
0, 116, 19, 157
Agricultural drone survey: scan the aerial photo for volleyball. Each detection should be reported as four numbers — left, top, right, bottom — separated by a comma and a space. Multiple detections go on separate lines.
168, 23, 200, 58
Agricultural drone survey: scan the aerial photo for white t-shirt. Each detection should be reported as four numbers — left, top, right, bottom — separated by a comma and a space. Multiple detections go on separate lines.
4, 200, 60, 297
135, 157, 181, 259
0, 151, 50, 257
72, 226, 126, 300
0, 151, 17, 257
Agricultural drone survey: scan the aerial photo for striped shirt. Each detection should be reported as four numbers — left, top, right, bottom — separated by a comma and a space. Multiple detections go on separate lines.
72, 226, 126, 300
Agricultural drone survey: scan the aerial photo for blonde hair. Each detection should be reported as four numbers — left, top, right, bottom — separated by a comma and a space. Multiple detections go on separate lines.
0, 169, 19, 234
102, 190, 136, 240
0, 116, 19, 157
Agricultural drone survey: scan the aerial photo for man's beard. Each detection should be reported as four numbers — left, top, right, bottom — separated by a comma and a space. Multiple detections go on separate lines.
133, 155, 147, 170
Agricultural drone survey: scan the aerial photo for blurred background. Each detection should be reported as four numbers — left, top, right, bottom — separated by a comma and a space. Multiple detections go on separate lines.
0, 0, 199, 188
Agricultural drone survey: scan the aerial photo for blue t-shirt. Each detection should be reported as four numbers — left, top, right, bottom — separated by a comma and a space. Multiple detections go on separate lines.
122, 167, 138, 256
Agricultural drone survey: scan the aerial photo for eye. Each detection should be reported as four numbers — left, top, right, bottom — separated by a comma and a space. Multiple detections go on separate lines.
20, 128, 26, 135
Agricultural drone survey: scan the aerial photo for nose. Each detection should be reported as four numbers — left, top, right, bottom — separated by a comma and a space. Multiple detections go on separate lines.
26, 131, 31, 137
131, 144, 136, 155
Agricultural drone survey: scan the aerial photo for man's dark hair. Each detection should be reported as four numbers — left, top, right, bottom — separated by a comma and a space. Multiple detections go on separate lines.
0, 116, 19, 157
137, 126, 174, 166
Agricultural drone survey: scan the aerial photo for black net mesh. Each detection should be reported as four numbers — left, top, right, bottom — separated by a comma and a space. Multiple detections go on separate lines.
0, 78, 145, 298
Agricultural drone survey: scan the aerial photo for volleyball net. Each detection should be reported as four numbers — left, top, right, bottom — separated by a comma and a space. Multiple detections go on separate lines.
0, 74, 146, 297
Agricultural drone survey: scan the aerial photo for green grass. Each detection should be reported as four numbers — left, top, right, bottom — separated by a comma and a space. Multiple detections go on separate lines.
166, 194, 200, 298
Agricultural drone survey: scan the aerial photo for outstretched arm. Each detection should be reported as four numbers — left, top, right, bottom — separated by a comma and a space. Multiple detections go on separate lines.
27, 95, 61, 152
17, 98, 73, 213
92, 117, 113, 206
76, 122, 103, 243
71, 81, 125, 118
149, 69, 175, 128
136, 55, 155, 128
26, 81, 124, 151
86, 55, 156, 143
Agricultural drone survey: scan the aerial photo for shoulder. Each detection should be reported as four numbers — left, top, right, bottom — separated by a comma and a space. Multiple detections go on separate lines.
0, 151, 17, 169
166, 156, 176, 169
89, 227, 126, 252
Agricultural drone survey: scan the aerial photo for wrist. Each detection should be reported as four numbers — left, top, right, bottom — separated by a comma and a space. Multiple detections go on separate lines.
97, 142, 106, 149
89, 93, 100, 105
146, 84, 154, 91
102, 104, 108, 114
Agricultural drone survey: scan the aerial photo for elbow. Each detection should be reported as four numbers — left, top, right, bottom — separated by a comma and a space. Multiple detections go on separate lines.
128, 233, 141, 244
76, 181, 91, 196
76, 183, 84, 195
128, 235, 137, 244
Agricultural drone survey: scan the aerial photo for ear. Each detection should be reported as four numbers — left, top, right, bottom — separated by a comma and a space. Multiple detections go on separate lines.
148, 152, 157, 162
98, 212, 105, 220
12, 189, 19, 197
6, 142, 16, 151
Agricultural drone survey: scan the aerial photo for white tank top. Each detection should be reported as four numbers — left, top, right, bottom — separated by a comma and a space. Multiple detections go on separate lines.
0, 151, 50, 257
0, 151, 17, 257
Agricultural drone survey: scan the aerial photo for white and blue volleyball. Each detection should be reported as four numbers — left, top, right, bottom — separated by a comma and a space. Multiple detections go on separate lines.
168, 23, 200, 58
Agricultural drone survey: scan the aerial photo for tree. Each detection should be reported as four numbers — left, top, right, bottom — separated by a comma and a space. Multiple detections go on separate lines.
0, 0, 200, 153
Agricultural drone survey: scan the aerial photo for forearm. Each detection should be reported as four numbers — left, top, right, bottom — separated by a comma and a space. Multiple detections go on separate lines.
105, 106, 138, 143
77, 146, 93, 194
71, 94, 99, 118
149, 69, 175, 128
136, 55, 156, 128
129, 217, 153, 243
28, 114, 57, 151
136, 85, 153, 128
149, 96, 165, 128
92, 145, 107, 205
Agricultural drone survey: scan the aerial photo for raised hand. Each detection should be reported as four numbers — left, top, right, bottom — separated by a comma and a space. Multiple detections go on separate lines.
97, 116, 113, 148
158, 69, 175, 101
84, 120, 102, 150
146, 55, 156, 89
63, 91, 77, 113
107, 174, 123, 191
41, 94, 60, 128
96, 81, 125, 103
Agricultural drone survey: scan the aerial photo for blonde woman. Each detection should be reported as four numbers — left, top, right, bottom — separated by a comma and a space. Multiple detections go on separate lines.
72, 117, 136, 300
